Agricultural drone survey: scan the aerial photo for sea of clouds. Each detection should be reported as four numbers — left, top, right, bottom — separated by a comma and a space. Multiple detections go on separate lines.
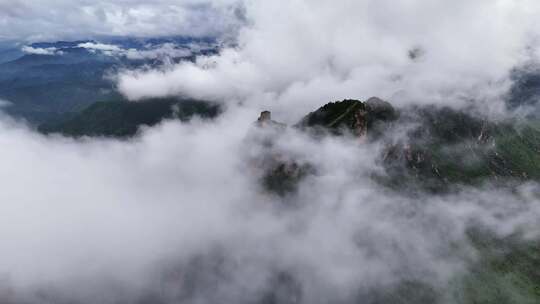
1, 0, 540, 303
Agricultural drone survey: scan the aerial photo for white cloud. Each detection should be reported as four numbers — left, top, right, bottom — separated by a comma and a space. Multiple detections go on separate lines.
77, 41, 204, 60
77, 42, 122, 52
1, 1, 540, 302
124, 43, 193, 60
21, 45, 62, 55
117, 0, 540, 121
20, 41, 196, 60
0, 107, 538, 302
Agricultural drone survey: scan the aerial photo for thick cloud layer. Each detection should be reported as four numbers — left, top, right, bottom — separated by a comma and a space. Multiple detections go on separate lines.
118, 0, 540, 121
0, 107, 538, 303
0, 0, 244, 42
2, 1, 540, 303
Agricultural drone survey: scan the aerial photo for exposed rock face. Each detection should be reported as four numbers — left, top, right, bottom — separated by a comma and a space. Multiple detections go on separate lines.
251, 98, 540, 195
379, 105, 540, 192
250, 99, 397, 196
365, 97, 397, 121
352, 107, 368, 138
255, 98, 398, 136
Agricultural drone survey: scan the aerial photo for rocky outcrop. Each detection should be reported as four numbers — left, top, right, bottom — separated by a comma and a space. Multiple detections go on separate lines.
365, 97, 397, 122
251, 98, 396, 196
296, 97, 397, 139
249, 110, 310, 196
379, 105, 540, 191
251, 98, 540, 195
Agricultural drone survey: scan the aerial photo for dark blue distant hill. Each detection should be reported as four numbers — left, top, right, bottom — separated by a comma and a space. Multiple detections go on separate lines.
0, 48, 23, 64
0, 37, 219, 124
39, 97, 221, 138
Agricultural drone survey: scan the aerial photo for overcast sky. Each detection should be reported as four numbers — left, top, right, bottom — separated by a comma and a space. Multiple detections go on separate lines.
0, 0, 244, 42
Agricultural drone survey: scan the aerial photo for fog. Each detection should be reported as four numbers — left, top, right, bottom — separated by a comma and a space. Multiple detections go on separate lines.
1, 0, 540, 303
118, 0, 540, 121
0, 106, 537, 303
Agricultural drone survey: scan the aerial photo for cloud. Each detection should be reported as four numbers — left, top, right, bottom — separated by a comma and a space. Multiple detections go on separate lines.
21, 45, 62, 55
19, 41, 198, 60
77, 42, 122, 52
0, 0, 245, 42
117, 0, 540, 121
124, 43, 193, 60
1, 1, 540, 303
78, 41, 197, 60
0, 107, 538, 303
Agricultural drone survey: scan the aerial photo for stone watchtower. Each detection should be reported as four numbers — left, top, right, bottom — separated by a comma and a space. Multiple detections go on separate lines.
258, 111, 272, 125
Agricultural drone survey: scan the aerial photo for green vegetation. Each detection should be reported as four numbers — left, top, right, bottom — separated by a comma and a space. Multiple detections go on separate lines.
256, 99, 540, 303
380, 106, 540, 191
451, 230, 540, 304
297, 99, 364, 131
296, 98, 397, 137
38, 98, 220, 137
263, 99, 540, 194
262, 162, 314, 197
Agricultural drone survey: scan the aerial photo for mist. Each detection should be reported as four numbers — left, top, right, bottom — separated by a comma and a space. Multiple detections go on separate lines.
117, 0, 540, 122
0, 105, 537, 303
1, 0, 540, 303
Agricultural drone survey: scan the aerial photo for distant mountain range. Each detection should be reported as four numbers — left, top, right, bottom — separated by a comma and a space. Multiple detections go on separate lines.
0, 37, 220, 124
39, 97, 221, 138
35, 93, 540, 194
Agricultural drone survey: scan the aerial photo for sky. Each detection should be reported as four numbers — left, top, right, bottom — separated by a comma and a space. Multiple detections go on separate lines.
1, 1, 540, 303
0, 0, 244, 42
